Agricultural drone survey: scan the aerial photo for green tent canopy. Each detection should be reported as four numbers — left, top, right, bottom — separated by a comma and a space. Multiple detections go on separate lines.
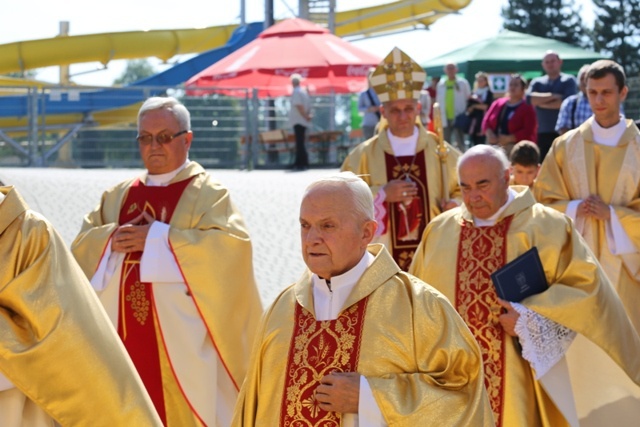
423, 30, 604, 84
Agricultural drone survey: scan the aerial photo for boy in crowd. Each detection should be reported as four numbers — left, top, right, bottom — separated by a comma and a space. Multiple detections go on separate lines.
509, 140, 540, 188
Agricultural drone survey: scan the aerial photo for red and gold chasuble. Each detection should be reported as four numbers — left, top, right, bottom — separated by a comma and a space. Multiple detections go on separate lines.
280, 299, 369, 426
455, 216, 513, 427
117, 177, 193, 425
383, 151, 430, 271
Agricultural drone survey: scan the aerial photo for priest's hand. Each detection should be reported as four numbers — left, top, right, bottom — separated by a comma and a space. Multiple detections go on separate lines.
584, 195, 611, 221
497, 298, 520, 337
576, 199, 590, 219
111, 211, 154, 253
315, 372, 360, 414
383, 179, 417, 203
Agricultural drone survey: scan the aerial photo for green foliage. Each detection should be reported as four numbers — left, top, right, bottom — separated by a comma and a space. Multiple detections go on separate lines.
113, 59, 157, 85
501, 0, 591, 48
592, 0, 640, 75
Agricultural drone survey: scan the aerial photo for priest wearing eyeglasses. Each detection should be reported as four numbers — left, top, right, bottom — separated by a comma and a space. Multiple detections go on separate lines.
71, 96, 263, 427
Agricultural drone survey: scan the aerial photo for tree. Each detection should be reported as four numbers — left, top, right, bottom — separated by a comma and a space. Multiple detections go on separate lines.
113, 59, 156, 85
591, 0, 640, 75
502, 0, 591, 48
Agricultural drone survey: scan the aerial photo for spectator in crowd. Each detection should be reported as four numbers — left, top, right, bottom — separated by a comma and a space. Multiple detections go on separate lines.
358, 68, 381, 140
527, 50, 578, 161
509, 140, 540, 188
288, 73, 313, 171
555, 64, 592, 135
0, 185, 162, 426
342, 47, 461, 271
71, 96, 263, 427
534, 59, 640, 426
483, 74, 537, 157
232, 172, 494, 426
421, 76, 440, 130
436, 62, 471, 150
410, 144, 640, 427
466, 71, 495, 146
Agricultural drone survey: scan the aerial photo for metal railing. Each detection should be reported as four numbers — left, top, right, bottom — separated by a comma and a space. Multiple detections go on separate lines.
0, 85, 357, 169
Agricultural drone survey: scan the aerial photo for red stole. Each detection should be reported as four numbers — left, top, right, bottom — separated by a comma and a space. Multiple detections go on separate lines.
117, 177, 193, 425
280, 298, 369, 426
383, 150, 430, 271
455, 216, 513, 427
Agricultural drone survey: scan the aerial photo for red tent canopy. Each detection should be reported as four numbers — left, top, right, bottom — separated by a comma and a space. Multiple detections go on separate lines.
186, 18, 381, 98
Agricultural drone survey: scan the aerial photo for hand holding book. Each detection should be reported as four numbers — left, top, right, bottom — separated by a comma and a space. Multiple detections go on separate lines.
491, 247, 548, 302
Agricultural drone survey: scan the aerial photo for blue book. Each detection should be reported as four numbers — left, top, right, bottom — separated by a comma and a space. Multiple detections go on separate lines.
491, 247, 548, 302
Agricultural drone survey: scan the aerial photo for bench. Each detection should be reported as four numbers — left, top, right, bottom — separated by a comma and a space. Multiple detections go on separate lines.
241, 129, 346, 167
259, 129, 294, 165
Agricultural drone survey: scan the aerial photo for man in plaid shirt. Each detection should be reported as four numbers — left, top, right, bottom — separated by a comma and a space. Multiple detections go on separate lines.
555, 64, 592, 135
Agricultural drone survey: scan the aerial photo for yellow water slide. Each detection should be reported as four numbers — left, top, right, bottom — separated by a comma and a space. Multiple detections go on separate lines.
0, 0, 470, 75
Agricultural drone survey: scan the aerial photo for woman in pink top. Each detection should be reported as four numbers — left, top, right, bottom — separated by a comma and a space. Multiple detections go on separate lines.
482, 74, 537, 156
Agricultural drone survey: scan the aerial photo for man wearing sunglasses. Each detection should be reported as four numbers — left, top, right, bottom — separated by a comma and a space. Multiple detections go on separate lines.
71, 96, 263, 427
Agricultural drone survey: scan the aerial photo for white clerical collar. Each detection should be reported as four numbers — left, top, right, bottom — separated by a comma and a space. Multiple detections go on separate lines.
387, 127, 418, 156
146, 159, 190, 187
473, 188, 517, 227
592, 115, 626, 147
312, 251, 375, 321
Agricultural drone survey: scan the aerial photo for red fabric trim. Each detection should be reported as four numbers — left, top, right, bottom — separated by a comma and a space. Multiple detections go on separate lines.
383, 150, 430, 271
167, 238, 240, 392
116, 177, 193, 424
280, 298, 369, 425
455, 216, 513, 427
153, 295, 207, 425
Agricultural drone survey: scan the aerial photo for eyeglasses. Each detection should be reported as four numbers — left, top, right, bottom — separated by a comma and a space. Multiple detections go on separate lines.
136, 130, 188, 145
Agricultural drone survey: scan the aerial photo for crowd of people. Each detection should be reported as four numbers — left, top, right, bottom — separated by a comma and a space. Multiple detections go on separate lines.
1, 45, 639, 427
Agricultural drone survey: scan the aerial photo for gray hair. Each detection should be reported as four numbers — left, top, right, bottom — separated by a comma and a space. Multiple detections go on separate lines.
457, 145, 510, 180
290, 73, 302, 86
577, 64, 591, 82
305, 172, 374, 221
137, 96, 191, 131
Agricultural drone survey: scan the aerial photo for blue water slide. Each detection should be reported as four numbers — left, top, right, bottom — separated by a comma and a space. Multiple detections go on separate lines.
0, 22, 263, 118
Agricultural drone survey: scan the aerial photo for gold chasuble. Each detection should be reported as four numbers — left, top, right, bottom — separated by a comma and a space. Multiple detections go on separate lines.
232, 245, 494, 427
117, 177, 193, 423
0, 187, 161, 426
410, 187, 640, 427
534, 118, 640, 425
281, 300, 368, 425
341, 125, 461, 271
72, 162, 262, 427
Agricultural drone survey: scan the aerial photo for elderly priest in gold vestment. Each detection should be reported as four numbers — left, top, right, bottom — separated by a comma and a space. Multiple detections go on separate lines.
341, 47, 461, 272
410, 145, 640, 427
0, 185, 161, 426
232, 172, 493, 426
71, 97, 262, 427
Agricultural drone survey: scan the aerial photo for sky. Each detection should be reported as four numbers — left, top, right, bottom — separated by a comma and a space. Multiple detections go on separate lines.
0, 0, 595, 86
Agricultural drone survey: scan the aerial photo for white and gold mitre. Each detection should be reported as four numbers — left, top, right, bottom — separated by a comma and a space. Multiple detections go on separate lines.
370, 47, 426, 103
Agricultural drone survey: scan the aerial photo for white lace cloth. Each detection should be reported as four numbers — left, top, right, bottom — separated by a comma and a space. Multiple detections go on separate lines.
512, 303, 577, 379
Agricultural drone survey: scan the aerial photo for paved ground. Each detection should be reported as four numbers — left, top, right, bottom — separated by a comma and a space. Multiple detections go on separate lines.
0, 166, 339, 306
